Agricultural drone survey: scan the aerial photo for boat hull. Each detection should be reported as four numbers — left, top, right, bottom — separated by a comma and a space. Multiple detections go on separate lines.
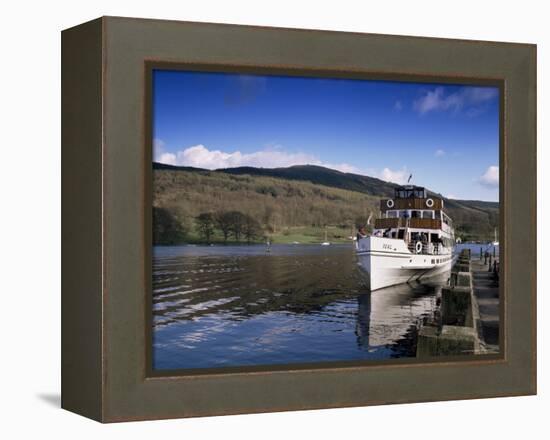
356, 236, 453, 291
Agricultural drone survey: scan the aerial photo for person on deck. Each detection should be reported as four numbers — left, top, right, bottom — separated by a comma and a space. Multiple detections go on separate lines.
356, 225, 368, 241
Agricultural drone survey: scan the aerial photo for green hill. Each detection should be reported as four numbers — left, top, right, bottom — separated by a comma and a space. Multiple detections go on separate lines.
152, 162, 499, 244
154, 162, 396, 196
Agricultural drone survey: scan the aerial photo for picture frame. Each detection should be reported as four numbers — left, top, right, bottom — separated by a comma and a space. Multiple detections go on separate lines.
62, 16, 536, 422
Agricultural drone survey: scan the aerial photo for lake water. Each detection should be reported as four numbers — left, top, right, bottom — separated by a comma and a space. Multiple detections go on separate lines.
152, 243, 467, 371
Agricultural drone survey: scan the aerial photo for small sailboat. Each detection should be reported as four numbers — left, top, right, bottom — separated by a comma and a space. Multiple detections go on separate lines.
321, 227, 330, 246
492, 228, 499, 246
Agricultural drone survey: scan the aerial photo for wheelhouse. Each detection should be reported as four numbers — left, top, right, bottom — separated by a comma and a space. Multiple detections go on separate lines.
394, 185, 427, 199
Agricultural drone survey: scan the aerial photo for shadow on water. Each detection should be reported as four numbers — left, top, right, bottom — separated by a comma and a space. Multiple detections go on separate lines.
152, 244, 446, 370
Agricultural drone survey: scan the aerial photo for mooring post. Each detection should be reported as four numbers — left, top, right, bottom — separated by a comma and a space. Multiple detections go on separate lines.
480, 247, 483, 260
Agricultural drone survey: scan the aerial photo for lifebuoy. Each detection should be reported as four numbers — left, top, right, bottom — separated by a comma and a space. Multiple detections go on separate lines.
386, 199, 394, 208
426, 198, 434, 208
415, 241, 423, 254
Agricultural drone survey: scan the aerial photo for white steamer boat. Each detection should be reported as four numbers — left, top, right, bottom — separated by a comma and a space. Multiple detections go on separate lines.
356, 185, 455, 291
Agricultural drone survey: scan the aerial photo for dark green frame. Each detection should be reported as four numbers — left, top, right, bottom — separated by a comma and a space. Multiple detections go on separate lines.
62, 16, 536, 422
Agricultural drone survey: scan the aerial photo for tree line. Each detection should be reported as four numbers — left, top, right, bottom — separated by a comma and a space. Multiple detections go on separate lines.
154, 207, 264, 245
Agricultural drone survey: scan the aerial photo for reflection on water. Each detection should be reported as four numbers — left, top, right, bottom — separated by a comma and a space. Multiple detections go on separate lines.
153, 244, 445, 370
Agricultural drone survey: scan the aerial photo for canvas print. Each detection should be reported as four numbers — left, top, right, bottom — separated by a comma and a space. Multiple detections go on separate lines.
151, 69, 500, 371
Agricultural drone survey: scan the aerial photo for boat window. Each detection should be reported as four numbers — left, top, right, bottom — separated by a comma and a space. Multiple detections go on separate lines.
387, 210, 398, 218
397, 229, 405, 239
411, 210, 421, 218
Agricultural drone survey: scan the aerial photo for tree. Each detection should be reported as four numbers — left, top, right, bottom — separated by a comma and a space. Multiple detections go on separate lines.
263, 206, 275, 232
243, 214, 263, 244
195, 212, 215, 243
153, 206, 186, 244
227, 210, 247, 242
215, 211, 233, 243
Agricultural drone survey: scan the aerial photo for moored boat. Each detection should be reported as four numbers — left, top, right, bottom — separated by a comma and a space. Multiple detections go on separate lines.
356, 185, 455, 291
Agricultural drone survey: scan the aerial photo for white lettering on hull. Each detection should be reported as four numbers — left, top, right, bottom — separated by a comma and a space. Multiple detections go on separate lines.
356, 236, 453, 291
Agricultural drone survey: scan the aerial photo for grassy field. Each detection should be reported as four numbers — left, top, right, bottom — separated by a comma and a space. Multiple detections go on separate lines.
177, 225, 355, 245
270, 225, 355, 244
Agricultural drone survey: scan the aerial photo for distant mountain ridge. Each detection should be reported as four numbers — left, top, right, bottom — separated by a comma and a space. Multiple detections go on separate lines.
153, 161, 497, 207
154, 162, 396, 196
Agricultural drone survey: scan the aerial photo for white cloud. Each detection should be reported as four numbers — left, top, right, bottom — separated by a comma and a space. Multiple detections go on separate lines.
394, 100, 403, 111
379, 167, 409, 185
153, 139, 178, 165
479, 165, 499, 188
434, 149, 446, 157
446, 194, 457, 199
414, 86, 498, 115
156, 141, 417, 184
154, 142, 359, 174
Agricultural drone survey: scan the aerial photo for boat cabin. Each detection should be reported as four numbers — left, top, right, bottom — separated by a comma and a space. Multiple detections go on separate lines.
374, 185, 454, 253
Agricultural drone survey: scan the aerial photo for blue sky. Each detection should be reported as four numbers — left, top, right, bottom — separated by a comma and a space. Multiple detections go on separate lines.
153, 69, 500, 202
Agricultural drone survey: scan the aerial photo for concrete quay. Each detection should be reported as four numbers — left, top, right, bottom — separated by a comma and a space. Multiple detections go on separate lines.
417, 248, 500, 357
470, 259, 500, 352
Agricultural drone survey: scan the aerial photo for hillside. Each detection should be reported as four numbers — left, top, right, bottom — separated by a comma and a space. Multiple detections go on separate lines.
152, 162, 499, 244
154, 162, 397, 197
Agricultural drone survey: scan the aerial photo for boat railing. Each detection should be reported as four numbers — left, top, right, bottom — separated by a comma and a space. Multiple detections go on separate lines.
407, 241, 442, 255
